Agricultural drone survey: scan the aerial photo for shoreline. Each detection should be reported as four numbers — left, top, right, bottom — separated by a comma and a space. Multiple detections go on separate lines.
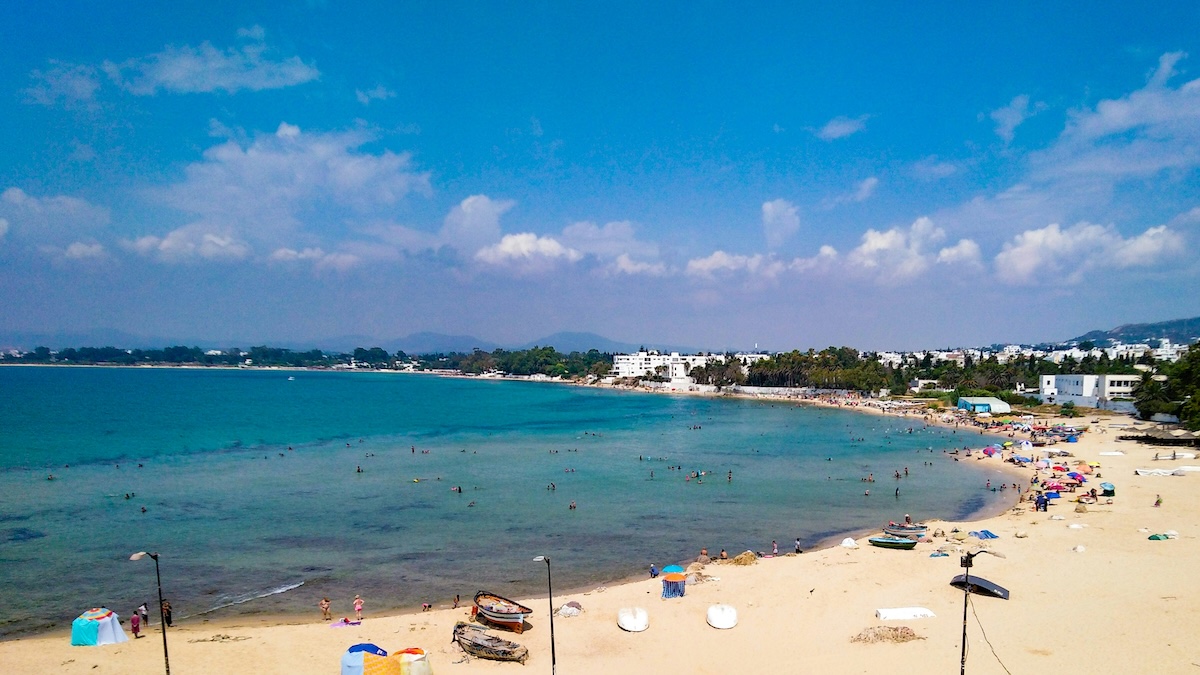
6, 418, 1188, 673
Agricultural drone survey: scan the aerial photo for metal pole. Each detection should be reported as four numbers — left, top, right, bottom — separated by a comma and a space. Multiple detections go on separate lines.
152, 554, 171, 675
546, 558, 556, 675
960, 553, 972, 675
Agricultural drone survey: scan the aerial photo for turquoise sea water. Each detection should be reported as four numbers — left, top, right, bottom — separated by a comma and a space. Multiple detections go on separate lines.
0, 366, 1013, 637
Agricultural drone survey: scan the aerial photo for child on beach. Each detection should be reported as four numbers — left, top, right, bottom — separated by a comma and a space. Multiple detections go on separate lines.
319, 597, 331, 621
1155, 494, 1163, 507
354, 594, 364, 620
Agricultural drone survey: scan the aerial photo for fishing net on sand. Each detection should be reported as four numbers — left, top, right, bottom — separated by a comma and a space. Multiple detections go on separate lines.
730, 551, 757, 566
850, 626, 924, 644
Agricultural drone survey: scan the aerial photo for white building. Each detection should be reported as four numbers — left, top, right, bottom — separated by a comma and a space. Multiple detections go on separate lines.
1038, 373, 1143, 407
611, 351, 771, 380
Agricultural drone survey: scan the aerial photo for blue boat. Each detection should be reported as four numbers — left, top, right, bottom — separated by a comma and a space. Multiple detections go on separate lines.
868, 536, 918, 550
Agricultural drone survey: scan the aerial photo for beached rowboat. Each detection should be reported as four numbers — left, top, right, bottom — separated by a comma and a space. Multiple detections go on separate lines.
453, 621, 529, 663
883, 523, 928, 539
473, 591, 533, 633
868, 536, 918, 550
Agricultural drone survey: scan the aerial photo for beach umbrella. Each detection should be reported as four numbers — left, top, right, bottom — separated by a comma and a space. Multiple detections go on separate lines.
1087, 462, 1101, 467
661, 565, 685, 574
982, 448, 996, 456
1053, 465, 1068, 472
1066, 472, 1085, 481
1002, 441, 1014, 447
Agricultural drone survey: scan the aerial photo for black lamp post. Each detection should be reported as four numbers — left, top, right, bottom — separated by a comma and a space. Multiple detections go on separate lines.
956, 549, 1007, 675
533, 555, 556, 675
130, 551, 170, 675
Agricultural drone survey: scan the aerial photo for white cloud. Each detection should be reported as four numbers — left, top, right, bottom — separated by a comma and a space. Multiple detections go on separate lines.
64, 241, 105, 259
356, 85, 396, 105
816, 115, 869, 141
789, 245, 839, 273
137, 122, 430, 261
1035, 51, 1200, 178
990, 94, 1044, 144
821, 177, 882, 210
686, 251, 784, 279
268, 246, 360, 271
910, 156, 959, 181
761, 199, 800, 248
102, 30, 319, 95
612, 253, 668, 276
853, 177, 879, 202
22, 61, 101, 107
844, 216, 978, 283
475, 233, 582, 267
125, 225, 250, 262
994, 221, 1185, 285
935, 239, 983, 267
442, 195, 515, 254
0, 187, 111, 245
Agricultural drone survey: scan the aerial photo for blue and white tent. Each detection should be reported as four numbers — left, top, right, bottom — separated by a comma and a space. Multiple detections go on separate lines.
70, 608, 129, 646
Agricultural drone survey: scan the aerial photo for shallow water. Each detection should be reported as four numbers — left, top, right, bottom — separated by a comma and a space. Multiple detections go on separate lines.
0, 367, 1013, 637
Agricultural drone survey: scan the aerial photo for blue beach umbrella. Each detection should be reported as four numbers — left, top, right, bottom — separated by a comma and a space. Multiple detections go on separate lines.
661, 565, 685, 574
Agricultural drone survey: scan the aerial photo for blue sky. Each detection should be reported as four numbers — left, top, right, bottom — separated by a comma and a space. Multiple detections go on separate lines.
2, 3, 1199, 351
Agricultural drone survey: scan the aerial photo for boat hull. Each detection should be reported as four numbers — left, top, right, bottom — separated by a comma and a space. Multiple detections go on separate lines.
453, 622, 529, 663
473, 591, 532, 634
868, 536, 918, 550
883, 525, 928, 539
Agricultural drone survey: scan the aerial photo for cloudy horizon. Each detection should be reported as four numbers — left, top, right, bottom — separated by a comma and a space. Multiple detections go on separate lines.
3, 5, 1198, 352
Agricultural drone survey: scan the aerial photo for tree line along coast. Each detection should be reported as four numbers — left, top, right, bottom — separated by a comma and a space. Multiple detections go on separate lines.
4, 341, 1198, 430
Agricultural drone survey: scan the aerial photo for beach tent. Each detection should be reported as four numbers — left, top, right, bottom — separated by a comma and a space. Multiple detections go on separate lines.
70, 608, 129, 646
661, 573, 686, 599
340, 643, 402, 675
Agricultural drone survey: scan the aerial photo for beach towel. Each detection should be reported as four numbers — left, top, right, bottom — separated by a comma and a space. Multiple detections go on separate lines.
331, 619, 362, 627
978, 529, 999, 539
875, 607, 935, 620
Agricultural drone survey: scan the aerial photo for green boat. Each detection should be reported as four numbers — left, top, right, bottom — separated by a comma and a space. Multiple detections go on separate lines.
868, 536, 918, 550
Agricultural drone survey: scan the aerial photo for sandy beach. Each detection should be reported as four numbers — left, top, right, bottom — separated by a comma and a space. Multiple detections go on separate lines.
6, 415, 1200, 674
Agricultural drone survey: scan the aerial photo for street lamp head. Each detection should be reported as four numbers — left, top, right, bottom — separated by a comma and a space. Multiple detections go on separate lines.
130, 551, 158, 561
533, 555, 548, 563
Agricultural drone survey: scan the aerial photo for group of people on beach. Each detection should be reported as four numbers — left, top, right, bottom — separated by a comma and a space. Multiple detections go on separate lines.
318, 595, 364, 622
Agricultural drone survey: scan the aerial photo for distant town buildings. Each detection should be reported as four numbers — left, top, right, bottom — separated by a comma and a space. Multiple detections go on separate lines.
610, 350, 770, 380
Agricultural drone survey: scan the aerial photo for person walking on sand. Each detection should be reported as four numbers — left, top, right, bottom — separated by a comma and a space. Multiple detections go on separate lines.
137, 603, 149, 629
130, 610, 141, 638
772, 540, 778, 555
161, 600, 173, 627
1155, 494, 1163, 508
354, 594, 364, 620
319, 597, 332, 621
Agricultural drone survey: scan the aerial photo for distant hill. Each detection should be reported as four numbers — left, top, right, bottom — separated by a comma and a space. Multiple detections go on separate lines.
516, 331, 692, 354
1068, 316, 1200, 346
382, 332, 500, 355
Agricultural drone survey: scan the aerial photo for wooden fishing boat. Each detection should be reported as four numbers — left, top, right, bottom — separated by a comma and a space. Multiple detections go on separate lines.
473, 591, 533, 633
453, 621, 529, 663
868, 536, 918, 550
883, 523, 928, 539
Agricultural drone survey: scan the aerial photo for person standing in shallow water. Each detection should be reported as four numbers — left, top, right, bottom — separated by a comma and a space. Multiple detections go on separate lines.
319, 597, 331, 621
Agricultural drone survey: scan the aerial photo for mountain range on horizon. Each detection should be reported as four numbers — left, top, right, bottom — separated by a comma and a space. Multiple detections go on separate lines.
2, 317, 1197, 356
